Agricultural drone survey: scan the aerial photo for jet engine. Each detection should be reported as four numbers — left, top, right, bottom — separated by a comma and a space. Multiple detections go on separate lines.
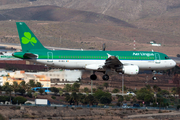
116, 64, 139, 75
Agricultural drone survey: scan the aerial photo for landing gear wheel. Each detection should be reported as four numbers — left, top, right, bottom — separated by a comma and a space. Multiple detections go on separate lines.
102, 74, 109, 81
152, 76, 157, 80
90, 74, 97, 80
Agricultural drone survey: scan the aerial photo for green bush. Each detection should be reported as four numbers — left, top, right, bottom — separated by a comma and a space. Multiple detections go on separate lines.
51, 96, 56, 99
0, 96, 9, 103
124, 96, 130, 101
112, 88, 119, 93
26, 91, 32, 98
13, 96, 27, 104
99, 96, 111, 104
118, 95, 124, 103
83, 87, 89, 93
177, 105, 180, 110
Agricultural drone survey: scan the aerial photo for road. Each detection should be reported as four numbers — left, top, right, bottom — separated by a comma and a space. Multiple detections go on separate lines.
127, 111, 180, 119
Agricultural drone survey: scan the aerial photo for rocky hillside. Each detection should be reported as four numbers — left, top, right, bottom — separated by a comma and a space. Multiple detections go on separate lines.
1, 0, 180, 21
0, 1, 180, 56
0, 5, 135, 28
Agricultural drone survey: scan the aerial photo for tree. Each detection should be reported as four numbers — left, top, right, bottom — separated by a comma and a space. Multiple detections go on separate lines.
103, 83, 109, 89
99, 96, 111, 104
71, 82, 80, 92
85, 94, 97, 105
29, 80, 35, 87
19, 81, 27, 92
64, 84, 71, 92
171, 87, 177, 97
0, 96, 9, 103
59, 90, 63, 96
145, 85, 151, 91
71, 92, 79, 105
35, 82, 42, 87
153, 85, 159, 93
38, 88, 44, 95
33, 92, 38, 98
94, 90, 112, 104
112, 88, 119, 93
158, 90, 169, 97
2, 82, 13, 103
136, 87, 154, 104
84, 87, 89, 93
12, 81, 19, 96
0, 86, 2, 94
97, 86, 104, 90
117, 95, 124, 103
65, 92, 79, 105
13, 96, 27, 104
124, 95, 131, 101
17, 86, 26, 95
78, 93, 86, 104
50, 87, 59, 95
27, 91, 33, 98
65, 94, 73, 105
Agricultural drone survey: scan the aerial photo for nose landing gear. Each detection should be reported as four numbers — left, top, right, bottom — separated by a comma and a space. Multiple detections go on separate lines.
152, 76, 157, 80
152, 70, 157, 80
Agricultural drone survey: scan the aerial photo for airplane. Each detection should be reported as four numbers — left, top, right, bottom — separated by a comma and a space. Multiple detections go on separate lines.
13, 22, 176, 81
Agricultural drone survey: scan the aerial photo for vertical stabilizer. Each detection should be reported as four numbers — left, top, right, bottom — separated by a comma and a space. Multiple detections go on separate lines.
16, 22, 46, 52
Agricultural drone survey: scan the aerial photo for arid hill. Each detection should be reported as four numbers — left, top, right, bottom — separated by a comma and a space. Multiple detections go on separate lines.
1, 0, 180, 21
0, 1, 180, 56
0, 5, 135, 28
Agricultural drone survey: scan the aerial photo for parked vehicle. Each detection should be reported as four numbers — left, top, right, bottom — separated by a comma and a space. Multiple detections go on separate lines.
133, 104, 140, 107
126, 91, 136, 96
35, 99, 50, 106
31, 87, 51, 92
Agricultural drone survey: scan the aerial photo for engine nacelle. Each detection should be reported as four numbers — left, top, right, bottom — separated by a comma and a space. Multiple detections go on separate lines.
122, 64, 139, 75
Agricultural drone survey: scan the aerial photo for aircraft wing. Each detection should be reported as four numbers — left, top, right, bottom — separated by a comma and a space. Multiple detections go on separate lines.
23, 53, 37, 59
104, 56, 123, 69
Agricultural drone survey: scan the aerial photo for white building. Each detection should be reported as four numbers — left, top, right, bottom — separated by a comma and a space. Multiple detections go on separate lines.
39, 70, 82, 85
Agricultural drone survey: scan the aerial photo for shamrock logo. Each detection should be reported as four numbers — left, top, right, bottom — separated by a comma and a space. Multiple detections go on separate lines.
21, 32, 37, 46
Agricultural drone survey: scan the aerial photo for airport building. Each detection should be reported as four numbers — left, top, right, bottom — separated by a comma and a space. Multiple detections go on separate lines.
39, 70, 82, 85
0, 70, 82, 87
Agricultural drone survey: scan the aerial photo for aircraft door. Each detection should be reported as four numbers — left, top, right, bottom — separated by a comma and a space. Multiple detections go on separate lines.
155, 53, 161, 64
47, 52, 53, 62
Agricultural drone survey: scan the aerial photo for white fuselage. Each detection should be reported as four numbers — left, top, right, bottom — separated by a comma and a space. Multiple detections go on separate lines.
31, 59, 176, 71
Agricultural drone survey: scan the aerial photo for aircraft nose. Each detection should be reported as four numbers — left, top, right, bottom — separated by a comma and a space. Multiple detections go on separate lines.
171, 60, 176, 67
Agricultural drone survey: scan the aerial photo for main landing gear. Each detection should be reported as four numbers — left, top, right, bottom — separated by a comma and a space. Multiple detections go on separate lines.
102, 74, 109, 81
90, 74, 97, 80
90, 71, 110, 81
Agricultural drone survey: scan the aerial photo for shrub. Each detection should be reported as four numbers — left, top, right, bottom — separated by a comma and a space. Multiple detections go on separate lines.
112, 88, 119, 93
99, 96, 111, 104
13, 96, 27, 104
0, 96, 9, 103
124, 96, 130, 101
26, 91, 32, 98
177, 105, 180, 110
84, 87, 89, 93
51, 96, 56, 99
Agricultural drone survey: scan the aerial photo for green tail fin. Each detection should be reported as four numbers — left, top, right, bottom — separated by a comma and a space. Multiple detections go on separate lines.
16, 22, 46, 52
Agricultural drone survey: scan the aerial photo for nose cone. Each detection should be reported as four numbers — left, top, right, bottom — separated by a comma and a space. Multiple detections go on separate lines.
171, 60, 176, 67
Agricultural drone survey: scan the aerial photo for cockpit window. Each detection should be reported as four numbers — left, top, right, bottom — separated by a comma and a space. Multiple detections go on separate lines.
165, 56, 170, 59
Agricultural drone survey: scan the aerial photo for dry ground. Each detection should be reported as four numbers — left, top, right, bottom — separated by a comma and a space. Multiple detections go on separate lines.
0, 105, 179, 120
